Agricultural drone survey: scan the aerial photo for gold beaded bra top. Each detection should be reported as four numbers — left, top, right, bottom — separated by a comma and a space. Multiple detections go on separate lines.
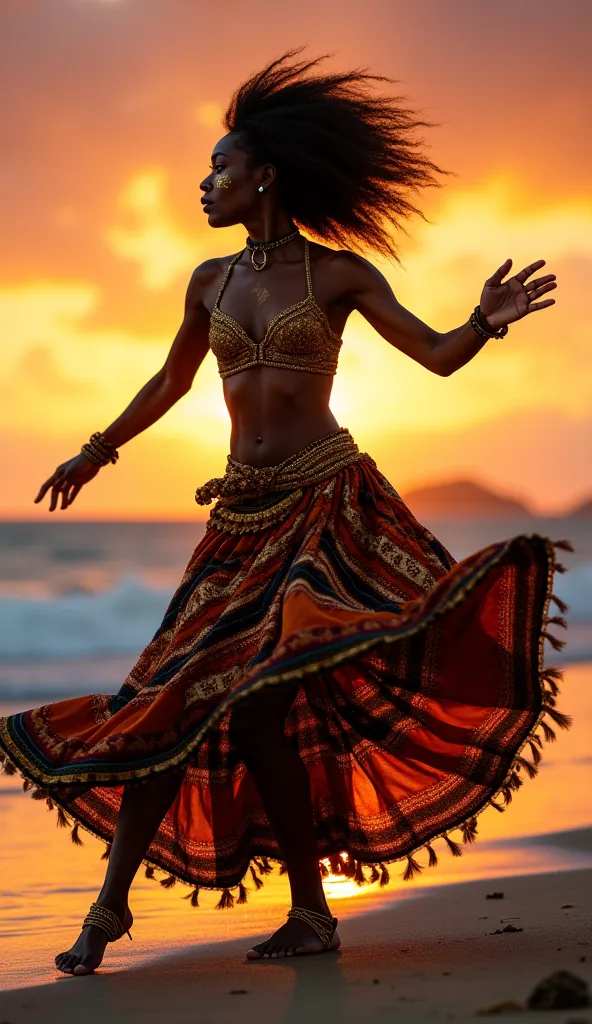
208, 238, 343, 379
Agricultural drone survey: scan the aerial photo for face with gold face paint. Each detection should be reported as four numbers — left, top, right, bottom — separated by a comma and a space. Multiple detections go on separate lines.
199, 133, 276, 229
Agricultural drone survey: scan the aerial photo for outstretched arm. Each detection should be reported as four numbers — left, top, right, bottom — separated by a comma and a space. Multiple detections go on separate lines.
35, 259, 218, 511
343, 253, 557, 376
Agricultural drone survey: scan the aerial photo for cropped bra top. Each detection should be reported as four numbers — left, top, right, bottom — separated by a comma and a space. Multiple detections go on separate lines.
208, 238, 343, 379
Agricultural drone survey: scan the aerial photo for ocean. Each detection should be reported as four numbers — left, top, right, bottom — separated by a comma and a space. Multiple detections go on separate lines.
0, 516, 590, 701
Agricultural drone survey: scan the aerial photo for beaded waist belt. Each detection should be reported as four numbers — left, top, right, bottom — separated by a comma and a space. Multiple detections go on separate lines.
195, 428, 366, 534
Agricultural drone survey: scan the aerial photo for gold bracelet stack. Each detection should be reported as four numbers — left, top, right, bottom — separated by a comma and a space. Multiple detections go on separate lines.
80, 431, 119, 467
470, 305, 509, 340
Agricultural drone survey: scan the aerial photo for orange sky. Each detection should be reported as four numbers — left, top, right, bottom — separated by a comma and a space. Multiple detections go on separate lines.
1, 0, 591, 519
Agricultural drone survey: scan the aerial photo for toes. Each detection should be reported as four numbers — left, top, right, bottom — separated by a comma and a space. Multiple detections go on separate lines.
73, 962, 93, 975
246, 941, 268, 960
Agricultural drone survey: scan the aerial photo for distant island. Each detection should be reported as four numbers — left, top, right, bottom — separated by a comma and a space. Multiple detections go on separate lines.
400, 479, 592, 518
568, 497, 592, 517
400, 479, 533, 518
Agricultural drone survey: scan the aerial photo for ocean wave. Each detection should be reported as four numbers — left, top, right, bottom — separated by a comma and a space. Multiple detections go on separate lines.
0, 576, 171, 660
0, 563, 590, 663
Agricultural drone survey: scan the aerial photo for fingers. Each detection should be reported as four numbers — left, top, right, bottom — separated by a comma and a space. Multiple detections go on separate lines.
34, 472, 62, 504
486, 258, 513, 287
514, 259, 546, 284
527, 298, 556, 312
526, 281, 557, 302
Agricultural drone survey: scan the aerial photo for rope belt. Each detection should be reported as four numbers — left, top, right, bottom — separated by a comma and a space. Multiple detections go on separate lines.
195, 428, 363, 506
195, 428, 367, 534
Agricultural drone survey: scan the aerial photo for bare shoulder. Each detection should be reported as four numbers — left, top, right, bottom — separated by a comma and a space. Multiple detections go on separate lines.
307, 241, 383, 297
185, 253, 240, 312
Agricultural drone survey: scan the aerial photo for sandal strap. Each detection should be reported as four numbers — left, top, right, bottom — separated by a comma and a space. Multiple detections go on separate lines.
82, 902, 126, 942
287, 907, 337, 950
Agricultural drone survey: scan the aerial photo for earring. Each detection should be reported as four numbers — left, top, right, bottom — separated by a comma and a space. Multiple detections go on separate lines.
258, 186, 264, 193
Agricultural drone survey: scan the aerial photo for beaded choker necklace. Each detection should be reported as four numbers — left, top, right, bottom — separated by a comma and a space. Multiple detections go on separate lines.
245, 228, 300, 271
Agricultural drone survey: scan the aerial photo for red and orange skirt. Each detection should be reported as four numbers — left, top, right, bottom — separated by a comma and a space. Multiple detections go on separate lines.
0, 428, 572, 907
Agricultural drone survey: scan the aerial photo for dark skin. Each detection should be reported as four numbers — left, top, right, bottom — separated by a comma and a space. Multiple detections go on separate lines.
39, 133, 557, 973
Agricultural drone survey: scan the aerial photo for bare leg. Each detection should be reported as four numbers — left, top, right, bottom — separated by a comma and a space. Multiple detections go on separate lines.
229, 683, 340, 959
55, 767, 184, 975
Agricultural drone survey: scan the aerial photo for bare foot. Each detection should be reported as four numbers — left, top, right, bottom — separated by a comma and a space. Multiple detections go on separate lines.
55, 901, 133, 975
246, 913, 340, 959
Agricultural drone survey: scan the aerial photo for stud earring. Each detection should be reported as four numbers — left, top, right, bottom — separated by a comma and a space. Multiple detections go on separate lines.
258, 186, 264, 193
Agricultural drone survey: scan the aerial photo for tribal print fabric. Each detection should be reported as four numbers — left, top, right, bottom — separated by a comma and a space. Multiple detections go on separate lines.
0, 446, 572, 907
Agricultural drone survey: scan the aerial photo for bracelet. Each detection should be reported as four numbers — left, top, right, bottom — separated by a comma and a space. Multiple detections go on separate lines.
80, 432, 119, 467
470, 306, 509, 340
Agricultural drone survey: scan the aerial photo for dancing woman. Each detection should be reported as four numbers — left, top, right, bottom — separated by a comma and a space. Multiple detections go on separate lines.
0, 49, 572, 975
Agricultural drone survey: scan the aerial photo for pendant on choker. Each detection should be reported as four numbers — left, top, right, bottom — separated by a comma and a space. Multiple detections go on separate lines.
245, 228, 300, 271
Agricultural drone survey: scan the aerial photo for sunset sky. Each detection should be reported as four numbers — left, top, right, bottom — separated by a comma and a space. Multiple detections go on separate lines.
1, 0, 590, 519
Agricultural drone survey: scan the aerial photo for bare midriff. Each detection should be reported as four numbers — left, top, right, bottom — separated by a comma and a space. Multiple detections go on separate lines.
224, 366, 340, 467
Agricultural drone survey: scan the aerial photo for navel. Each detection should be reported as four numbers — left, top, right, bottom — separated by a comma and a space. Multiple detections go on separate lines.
256, 435, 263, 444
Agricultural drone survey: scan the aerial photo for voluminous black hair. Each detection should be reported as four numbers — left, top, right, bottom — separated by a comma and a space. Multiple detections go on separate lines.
223, 47, 450, 262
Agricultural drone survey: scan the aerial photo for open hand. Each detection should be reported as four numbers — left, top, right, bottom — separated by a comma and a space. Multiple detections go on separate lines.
34, 454, 100, 511
480, 259, 557, 331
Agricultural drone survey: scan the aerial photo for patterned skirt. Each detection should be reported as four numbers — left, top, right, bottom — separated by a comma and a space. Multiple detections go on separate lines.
0, 429, 572, 908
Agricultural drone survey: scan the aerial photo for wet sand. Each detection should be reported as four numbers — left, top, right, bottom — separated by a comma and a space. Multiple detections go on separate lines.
0, 859, 590, 1023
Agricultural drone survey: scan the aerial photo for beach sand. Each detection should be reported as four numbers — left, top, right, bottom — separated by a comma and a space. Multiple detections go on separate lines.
0, 856, 590, 1023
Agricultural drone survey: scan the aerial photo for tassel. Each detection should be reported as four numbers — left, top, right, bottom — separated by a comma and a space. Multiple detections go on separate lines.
443, 834, 463, 858
22, 778, 34, 792
546, 615, 567, 630
541, 631, 566, 651
544, 705, 572, 731
402, 854, 423, 881
369, 864, 381, 883
528, 740, 542, 765
45, 796, 54, 811
501, 785, 513, 805
553, 538, 574, 553
461, 817, 478, 844
279, 862, 288, 875
425, 843, 438, 867
215, 888, 235, 910
237, 882, 249, 905
550, 593, 568, 614
489, 798, 505, 812
353, 861, 366, 886
249, 865, 263, 890
329, 855, 342, 875
101, 843, 112, 861
542, 677, 560, 698
159, 875, 176, 888
540, 719, 557, 743
56, 806, 71, 828
513, 754, 538, 779
183, 886, 200, 907
31, 787, 49, 801
145, 865, 156, 879
378, 862, 390, 887
70, 823, 84, 846
260, 857, 273, 874
342, 855, 356, 879
2, 760, 17, 776
551, 561, 567, 574
507, 770, 523, 791
319, 860, 329, 878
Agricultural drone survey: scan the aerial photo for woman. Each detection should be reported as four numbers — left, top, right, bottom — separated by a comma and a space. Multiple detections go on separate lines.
0, 49, 571, 976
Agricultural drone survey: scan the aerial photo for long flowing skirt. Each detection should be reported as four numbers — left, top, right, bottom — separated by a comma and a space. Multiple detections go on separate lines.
0, 445, 572, 907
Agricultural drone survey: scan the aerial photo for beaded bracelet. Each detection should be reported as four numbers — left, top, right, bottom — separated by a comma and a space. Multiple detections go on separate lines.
470, 306, 509, 340
80, 431, 119, 467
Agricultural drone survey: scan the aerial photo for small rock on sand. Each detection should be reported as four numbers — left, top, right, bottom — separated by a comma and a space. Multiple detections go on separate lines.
485, 892, 505, 900
526, 970, 590, 1010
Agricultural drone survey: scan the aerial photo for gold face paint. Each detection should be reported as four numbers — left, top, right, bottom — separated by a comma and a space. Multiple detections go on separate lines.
214, 173, 232, 190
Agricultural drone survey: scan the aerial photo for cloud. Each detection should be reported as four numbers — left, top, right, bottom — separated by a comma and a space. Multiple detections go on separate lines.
106, 169, 203, 290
